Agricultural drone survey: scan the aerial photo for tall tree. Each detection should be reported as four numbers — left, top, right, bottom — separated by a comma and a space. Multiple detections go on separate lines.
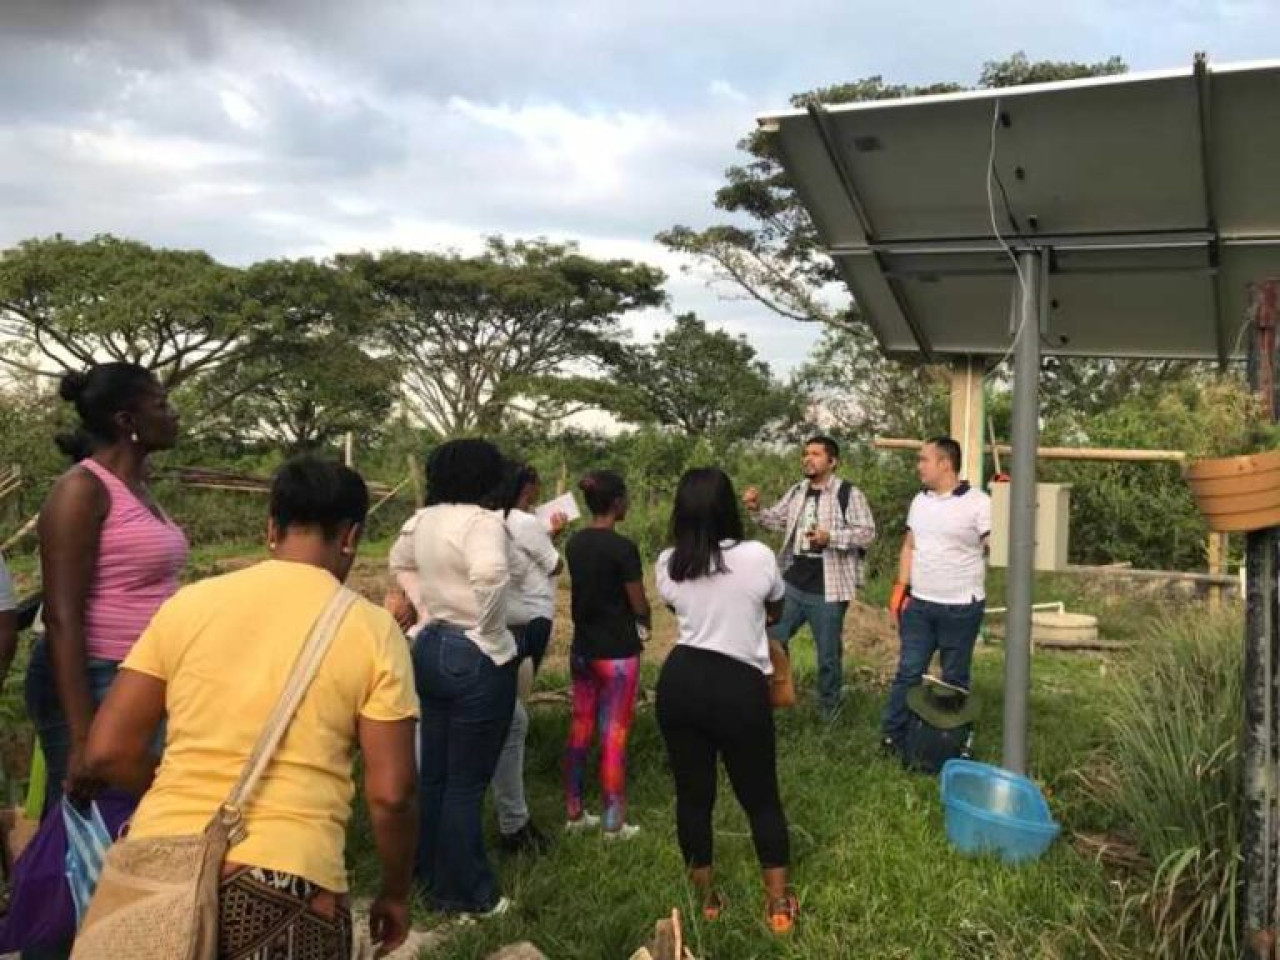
597, 312, 799, 444
0, 235, 249, 385
658, 53, 1136, 427
342, 237, 666, 436
0, 237, 376, 409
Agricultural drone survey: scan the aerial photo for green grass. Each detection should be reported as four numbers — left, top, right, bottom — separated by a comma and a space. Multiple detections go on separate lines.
349, 640, 1150, 959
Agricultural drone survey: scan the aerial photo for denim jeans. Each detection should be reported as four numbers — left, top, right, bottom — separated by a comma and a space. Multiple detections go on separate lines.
24, 638, 121, 815
881, 597, 986, 740
768, 584, 849, 713
413, 624, 517, 913
492, 698, 530, 835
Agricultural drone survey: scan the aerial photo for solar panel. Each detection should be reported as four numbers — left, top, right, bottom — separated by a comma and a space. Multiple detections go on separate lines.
759, 59, 1280, 361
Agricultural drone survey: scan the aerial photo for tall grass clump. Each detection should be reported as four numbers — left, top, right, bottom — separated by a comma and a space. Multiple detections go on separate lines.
1096, 608, 1242, 959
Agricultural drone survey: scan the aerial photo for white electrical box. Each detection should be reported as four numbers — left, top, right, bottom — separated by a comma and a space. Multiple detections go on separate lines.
988, 482, 1071, 572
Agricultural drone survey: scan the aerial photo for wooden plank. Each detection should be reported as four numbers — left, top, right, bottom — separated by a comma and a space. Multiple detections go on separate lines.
874, 437, 1187, 463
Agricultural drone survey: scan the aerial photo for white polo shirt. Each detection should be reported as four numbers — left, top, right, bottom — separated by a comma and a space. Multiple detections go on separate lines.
907, 483, 991, 605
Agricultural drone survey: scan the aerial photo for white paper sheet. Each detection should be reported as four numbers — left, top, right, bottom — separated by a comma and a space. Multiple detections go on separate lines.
535, 491, 581, 527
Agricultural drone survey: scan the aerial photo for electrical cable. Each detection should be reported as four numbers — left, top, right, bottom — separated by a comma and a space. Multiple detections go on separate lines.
984, 98, 1033, 380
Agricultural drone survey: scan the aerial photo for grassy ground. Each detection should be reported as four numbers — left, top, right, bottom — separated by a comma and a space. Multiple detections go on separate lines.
338, 550, 1181, 959
363, 642, 1144, 960
3, 540, 1196, 958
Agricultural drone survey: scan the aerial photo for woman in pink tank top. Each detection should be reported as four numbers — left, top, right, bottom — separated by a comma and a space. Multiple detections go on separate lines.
26, 363, 188, 818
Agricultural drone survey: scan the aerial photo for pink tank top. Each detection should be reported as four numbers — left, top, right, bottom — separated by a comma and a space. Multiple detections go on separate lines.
79, 459, 189, 662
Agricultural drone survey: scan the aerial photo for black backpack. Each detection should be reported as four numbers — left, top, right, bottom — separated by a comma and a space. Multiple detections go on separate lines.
900, 714, 974, 774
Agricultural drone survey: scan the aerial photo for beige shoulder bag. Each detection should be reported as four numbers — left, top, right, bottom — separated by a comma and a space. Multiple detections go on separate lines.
72, 585, 359, 960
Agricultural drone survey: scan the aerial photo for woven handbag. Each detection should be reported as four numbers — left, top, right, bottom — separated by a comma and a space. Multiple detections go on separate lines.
71, 585, 358, 960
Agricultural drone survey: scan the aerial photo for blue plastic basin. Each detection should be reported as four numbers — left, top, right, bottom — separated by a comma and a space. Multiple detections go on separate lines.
940, 758, 1061, 863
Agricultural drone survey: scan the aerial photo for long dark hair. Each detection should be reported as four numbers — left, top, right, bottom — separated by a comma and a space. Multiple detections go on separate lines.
666, 467, 744, 582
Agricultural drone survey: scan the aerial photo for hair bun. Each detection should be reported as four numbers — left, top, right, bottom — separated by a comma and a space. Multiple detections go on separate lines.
58, 370, 90, 404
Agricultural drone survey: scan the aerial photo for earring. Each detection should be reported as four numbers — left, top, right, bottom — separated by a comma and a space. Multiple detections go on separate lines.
130, 431, 139, 444
268, 541, 277, 551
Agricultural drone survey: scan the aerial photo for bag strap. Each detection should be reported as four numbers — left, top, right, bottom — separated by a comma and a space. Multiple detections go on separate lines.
217, 585, 359, 840
837, 480, 852, 520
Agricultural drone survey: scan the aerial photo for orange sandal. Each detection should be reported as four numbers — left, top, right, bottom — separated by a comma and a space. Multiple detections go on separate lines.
701, 890, 725, 922
767, 890, 799, 934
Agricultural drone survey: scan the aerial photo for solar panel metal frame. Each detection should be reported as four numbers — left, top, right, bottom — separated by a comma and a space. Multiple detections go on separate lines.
758, 58, 1280, 363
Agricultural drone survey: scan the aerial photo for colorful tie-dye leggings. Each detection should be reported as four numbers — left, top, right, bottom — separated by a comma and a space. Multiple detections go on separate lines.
564, 654, 641, 831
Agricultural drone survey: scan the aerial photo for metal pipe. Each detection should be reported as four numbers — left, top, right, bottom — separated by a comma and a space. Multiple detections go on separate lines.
1003, 249, 1042, 775
983, 602, 1065, 617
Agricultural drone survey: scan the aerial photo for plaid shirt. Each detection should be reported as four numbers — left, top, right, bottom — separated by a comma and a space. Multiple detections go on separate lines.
755, 475, 876, 602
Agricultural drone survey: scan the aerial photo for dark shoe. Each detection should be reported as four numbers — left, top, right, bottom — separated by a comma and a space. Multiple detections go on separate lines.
500, 820, 551, 856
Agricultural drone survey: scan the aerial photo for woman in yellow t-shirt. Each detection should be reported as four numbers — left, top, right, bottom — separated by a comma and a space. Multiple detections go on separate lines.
83, 457, 420, 960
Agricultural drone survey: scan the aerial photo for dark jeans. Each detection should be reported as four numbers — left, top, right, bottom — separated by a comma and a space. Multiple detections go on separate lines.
656, 646, 789, 870
413, 624, 517, 913
881, 597, 986, 740
768, 584, 849, 713
24, 638, 121, 815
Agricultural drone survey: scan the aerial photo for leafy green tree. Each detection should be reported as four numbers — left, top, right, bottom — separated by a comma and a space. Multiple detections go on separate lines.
196, 337, 401, 452
792, 324, 948, 441
598, 313, 799, 444
0, 235, 249, 385
342, 238, 666, 436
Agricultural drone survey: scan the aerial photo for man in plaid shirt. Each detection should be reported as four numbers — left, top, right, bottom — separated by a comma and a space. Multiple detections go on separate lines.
744, 435, 876, 716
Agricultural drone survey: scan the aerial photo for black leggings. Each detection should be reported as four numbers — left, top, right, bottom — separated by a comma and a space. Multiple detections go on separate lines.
655, 645, 789, 869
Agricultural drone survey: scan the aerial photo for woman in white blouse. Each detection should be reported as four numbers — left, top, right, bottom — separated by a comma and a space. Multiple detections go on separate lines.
398, 438, 517, 919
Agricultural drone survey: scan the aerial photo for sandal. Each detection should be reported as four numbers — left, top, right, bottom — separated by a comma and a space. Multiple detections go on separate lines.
767, 889, 799, 934
701, 889, 725, 922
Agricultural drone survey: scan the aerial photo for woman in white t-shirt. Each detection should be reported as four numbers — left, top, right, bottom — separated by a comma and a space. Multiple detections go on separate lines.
655, 467, 798, 935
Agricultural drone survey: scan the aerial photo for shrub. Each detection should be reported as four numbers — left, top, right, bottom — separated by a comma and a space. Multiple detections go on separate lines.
1094, 608, 1242, 958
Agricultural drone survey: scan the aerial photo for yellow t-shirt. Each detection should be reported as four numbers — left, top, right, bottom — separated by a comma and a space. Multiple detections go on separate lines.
123, 559, 419, 892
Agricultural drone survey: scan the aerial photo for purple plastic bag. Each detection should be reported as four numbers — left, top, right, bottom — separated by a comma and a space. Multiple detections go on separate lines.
0, 790, 136, 952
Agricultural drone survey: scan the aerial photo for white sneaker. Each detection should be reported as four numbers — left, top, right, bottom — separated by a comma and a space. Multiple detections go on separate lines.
603, 823, 641, 841
565, 812, 601, 831
455, 896, 513, 925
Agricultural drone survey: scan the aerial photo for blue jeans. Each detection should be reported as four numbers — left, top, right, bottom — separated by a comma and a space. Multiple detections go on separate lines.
24, 638, 121, 815
413, 625, 517, 913
881, 597, 986, 740
768, 584, 849, 713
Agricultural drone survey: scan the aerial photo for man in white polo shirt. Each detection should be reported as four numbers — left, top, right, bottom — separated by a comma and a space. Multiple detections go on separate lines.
880, 436, 991, 753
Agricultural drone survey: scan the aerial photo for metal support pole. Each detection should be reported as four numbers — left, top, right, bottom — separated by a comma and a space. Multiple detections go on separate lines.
1002, 250, 1043, 775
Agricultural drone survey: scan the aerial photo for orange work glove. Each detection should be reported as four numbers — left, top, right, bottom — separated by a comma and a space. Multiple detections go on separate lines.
890, 581, 911, 628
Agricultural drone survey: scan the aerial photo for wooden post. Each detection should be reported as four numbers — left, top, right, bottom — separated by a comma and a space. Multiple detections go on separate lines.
1208, 531, 1228, 613
949, 356, 986, 489
343, 432, 355, 468
407, 454, 425, 508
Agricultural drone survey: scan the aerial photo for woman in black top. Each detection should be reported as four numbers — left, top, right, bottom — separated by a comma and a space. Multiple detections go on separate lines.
563, 470, 650, 838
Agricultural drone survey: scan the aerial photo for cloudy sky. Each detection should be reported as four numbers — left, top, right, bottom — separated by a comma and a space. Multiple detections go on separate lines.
2, 0, 1277, 374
